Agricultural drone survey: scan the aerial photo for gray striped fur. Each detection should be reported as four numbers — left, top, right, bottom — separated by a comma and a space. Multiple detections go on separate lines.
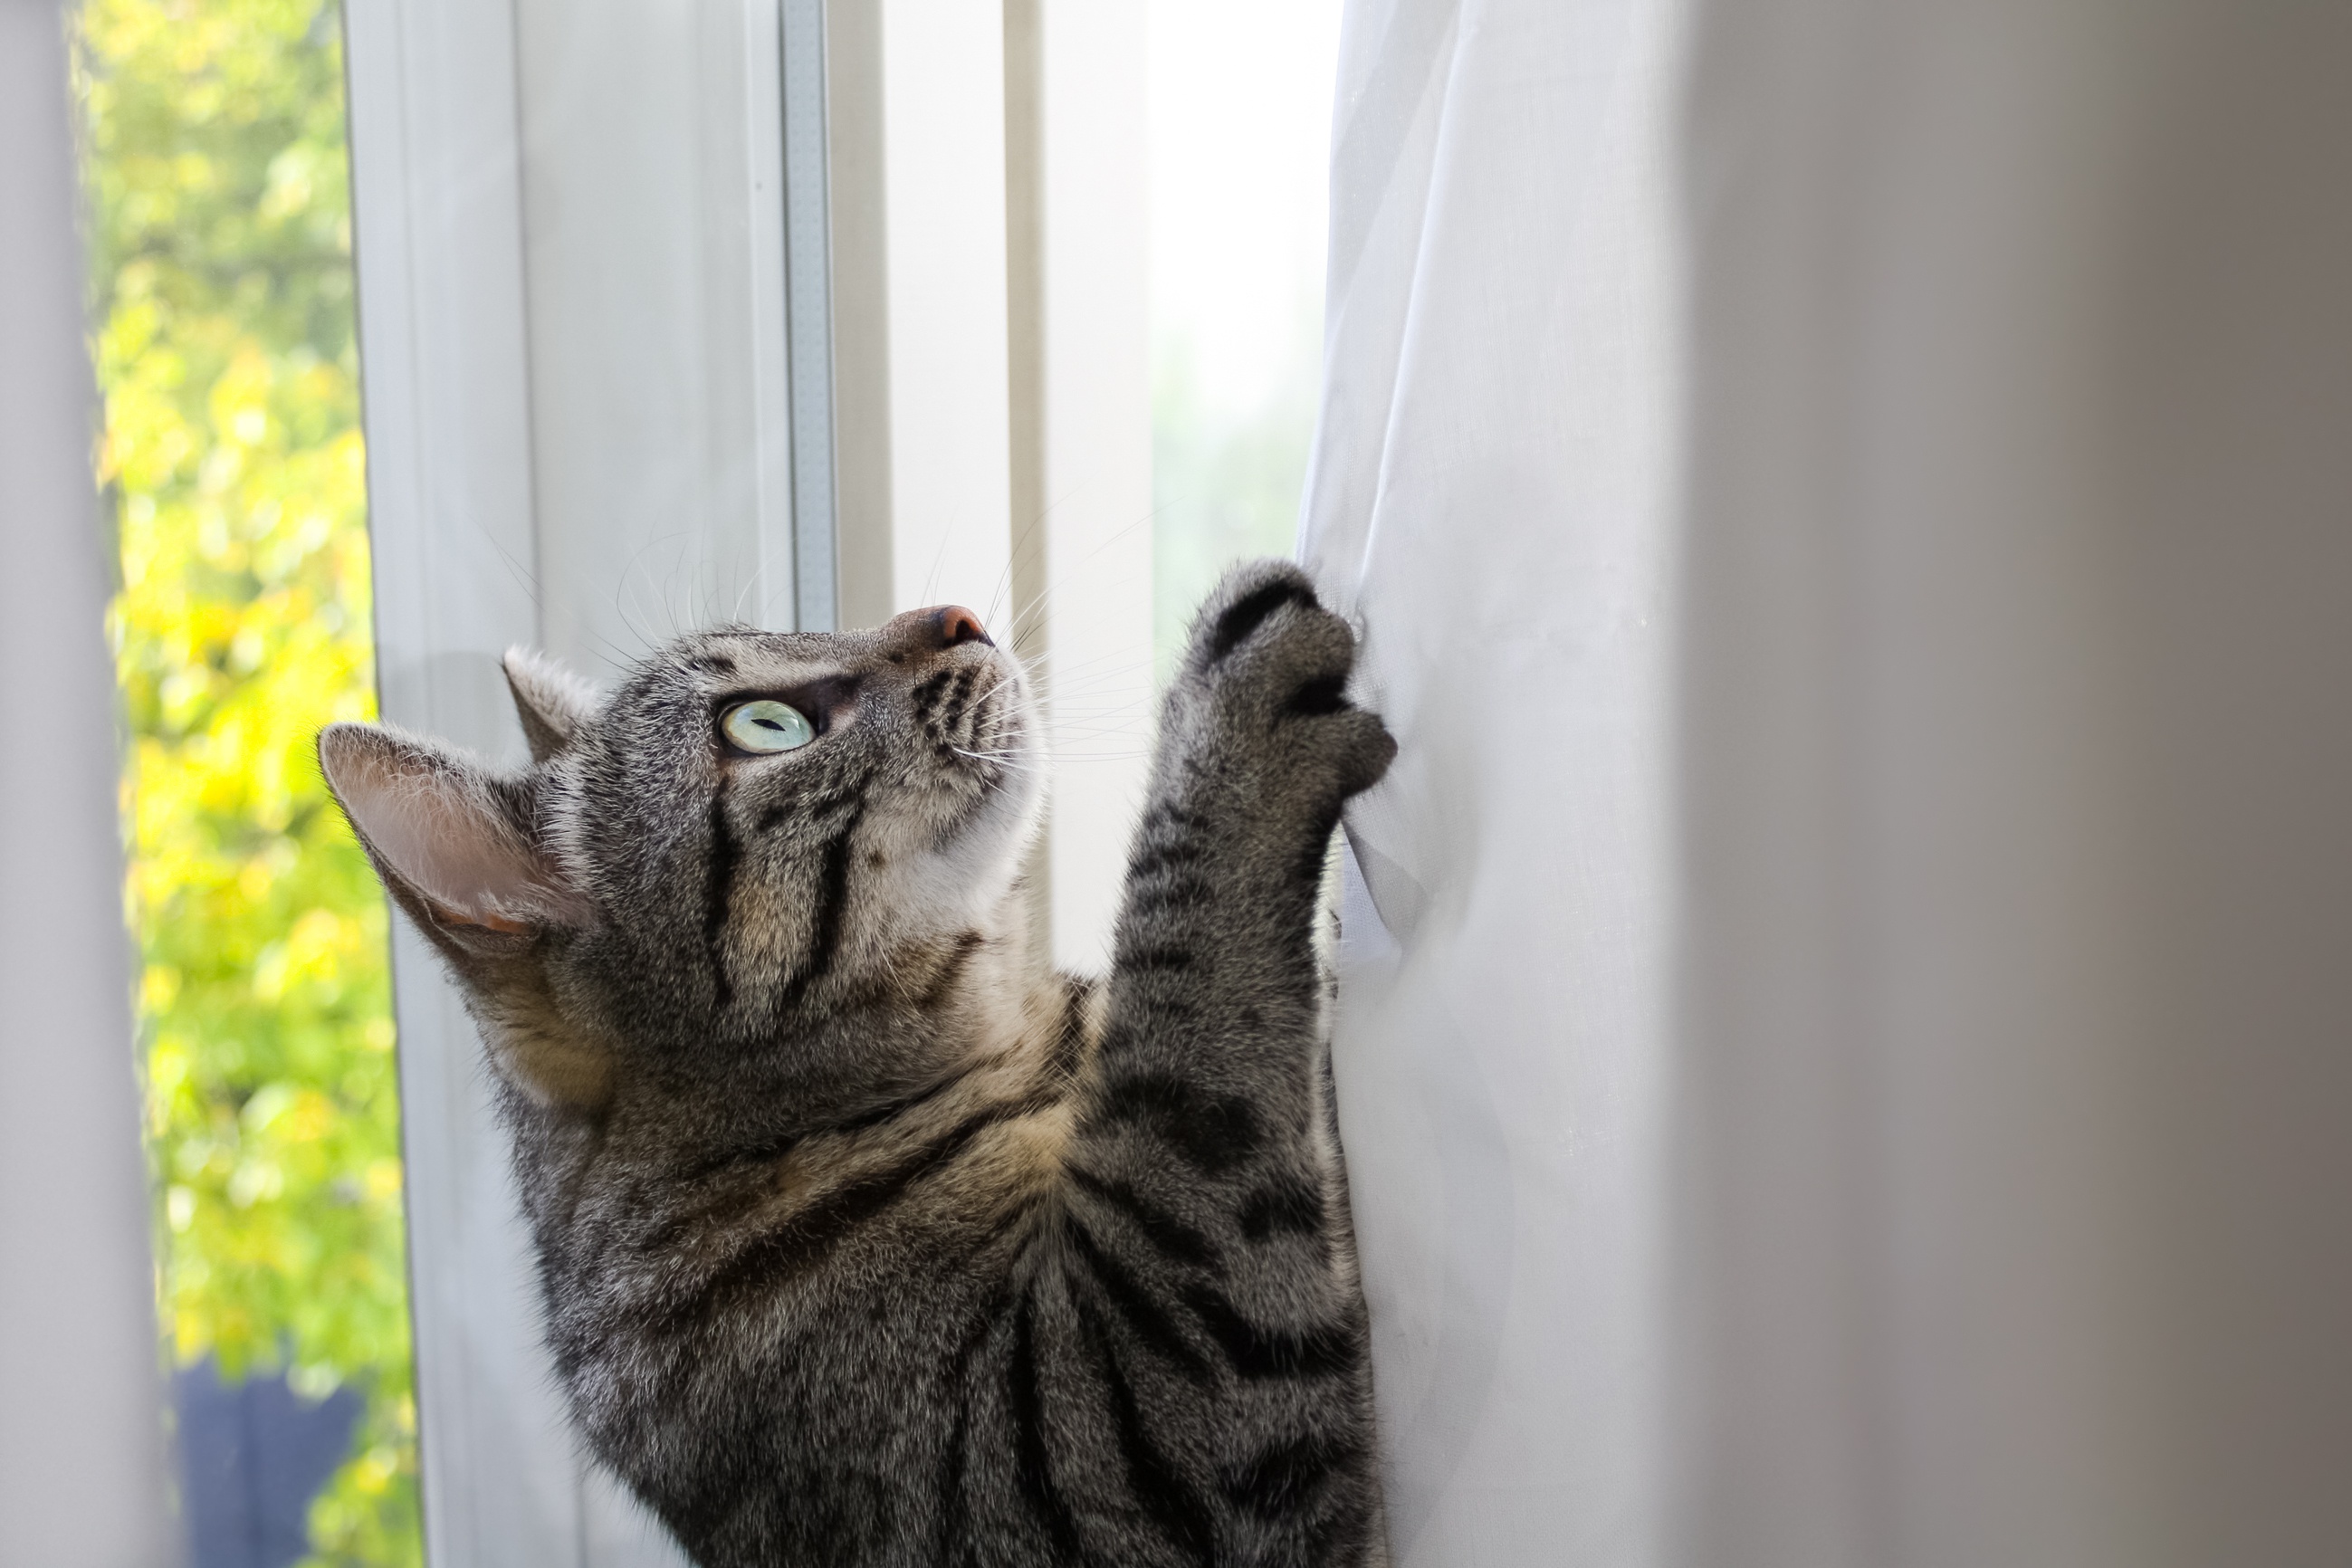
317, 560, 1394, 1567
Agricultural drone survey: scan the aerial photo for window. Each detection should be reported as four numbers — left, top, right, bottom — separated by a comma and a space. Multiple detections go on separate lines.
82, 2, 1343, 1561
76, 1, 423, 1561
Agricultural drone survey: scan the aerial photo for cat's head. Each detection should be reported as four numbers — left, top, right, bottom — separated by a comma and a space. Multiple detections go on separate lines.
319, 606, 1039, 1111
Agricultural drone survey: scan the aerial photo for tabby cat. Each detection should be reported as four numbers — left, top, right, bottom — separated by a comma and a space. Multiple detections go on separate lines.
318, 559, 1394, 1567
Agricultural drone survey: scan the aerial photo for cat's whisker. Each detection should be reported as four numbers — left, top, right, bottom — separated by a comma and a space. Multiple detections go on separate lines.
950, 750, 1050, 777
998, 551, 1153, 646
982, 497, 1058, 633
1007, 645, 1158, 688
731, 555, 777, 629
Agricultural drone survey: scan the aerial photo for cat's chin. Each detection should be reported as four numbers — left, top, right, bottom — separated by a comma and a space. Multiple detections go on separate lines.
860, 790, 1041, 956
955, 729, 1045, 901
958, 709, 1043, 856
940, 652, 1034, 800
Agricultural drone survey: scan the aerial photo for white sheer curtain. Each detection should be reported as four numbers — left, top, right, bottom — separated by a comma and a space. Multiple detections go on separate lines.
1308, 2, 2352, 1564
1304, 0, 1678, 1560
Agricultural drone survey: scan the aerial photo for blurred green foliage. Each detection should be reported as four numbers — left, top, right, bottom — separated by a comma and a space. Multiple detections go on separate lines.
73, 0, 421, 1561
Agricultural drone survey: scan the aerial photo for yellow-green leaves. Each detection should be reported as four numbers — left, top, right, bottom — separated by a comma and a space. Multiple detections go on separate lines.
76, 0, 420, 1561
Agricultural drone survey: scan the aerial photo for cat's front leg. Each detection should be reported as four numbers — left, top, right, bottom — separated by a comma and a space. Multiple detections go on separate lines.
1126, 558, 1394, 1008
1032, 561, 1392, 1565
1081, 554, 1394, 1203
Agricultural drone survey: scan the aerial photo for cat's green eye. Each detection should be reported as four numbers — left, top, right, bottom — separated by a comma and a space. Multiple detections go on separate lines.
720, 699, 816, 755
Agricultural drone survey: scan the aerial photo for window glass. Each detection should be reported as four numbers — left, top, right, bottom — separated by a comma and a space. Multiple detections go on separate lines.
73, 1, 422, 1562
1149, 0, 1344, 680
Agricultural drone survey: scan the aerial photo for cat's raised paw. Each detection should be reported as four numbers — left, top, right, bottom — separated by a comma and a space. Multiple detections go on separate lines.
1171, 559, 1396, 809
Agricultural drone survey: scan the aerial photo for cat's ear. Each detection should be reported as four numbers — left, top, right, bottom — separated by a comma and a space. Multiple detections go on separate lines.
318, 722, 594, 943
502, 646, 602, 763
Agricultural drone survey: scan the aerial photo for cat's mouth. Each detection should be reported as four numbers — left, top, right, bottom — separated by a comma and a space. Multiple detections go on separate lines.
959, 671, 1030, 792
915, 650, 1028, 792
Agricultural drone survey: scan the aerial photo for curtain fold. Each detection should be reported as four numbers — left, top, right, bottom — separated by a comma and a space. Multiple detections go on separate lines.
1307, 2, 2352, 1564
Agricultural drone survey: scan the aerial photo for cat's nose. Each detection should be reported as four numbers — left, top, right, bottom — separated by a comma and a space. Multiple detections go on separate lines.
920, 606, 993, 649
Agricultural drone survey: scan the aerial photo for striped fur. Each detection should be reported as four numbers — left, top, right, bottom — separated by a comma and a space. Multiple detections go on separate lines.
318, 562, 1395, 1567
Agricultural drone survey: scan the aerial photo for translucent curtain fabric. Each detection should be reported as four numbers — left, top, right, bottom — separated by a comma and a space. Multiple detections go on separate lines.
1303, 0, 1681, 1559
1306, 1, 2352, 1564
